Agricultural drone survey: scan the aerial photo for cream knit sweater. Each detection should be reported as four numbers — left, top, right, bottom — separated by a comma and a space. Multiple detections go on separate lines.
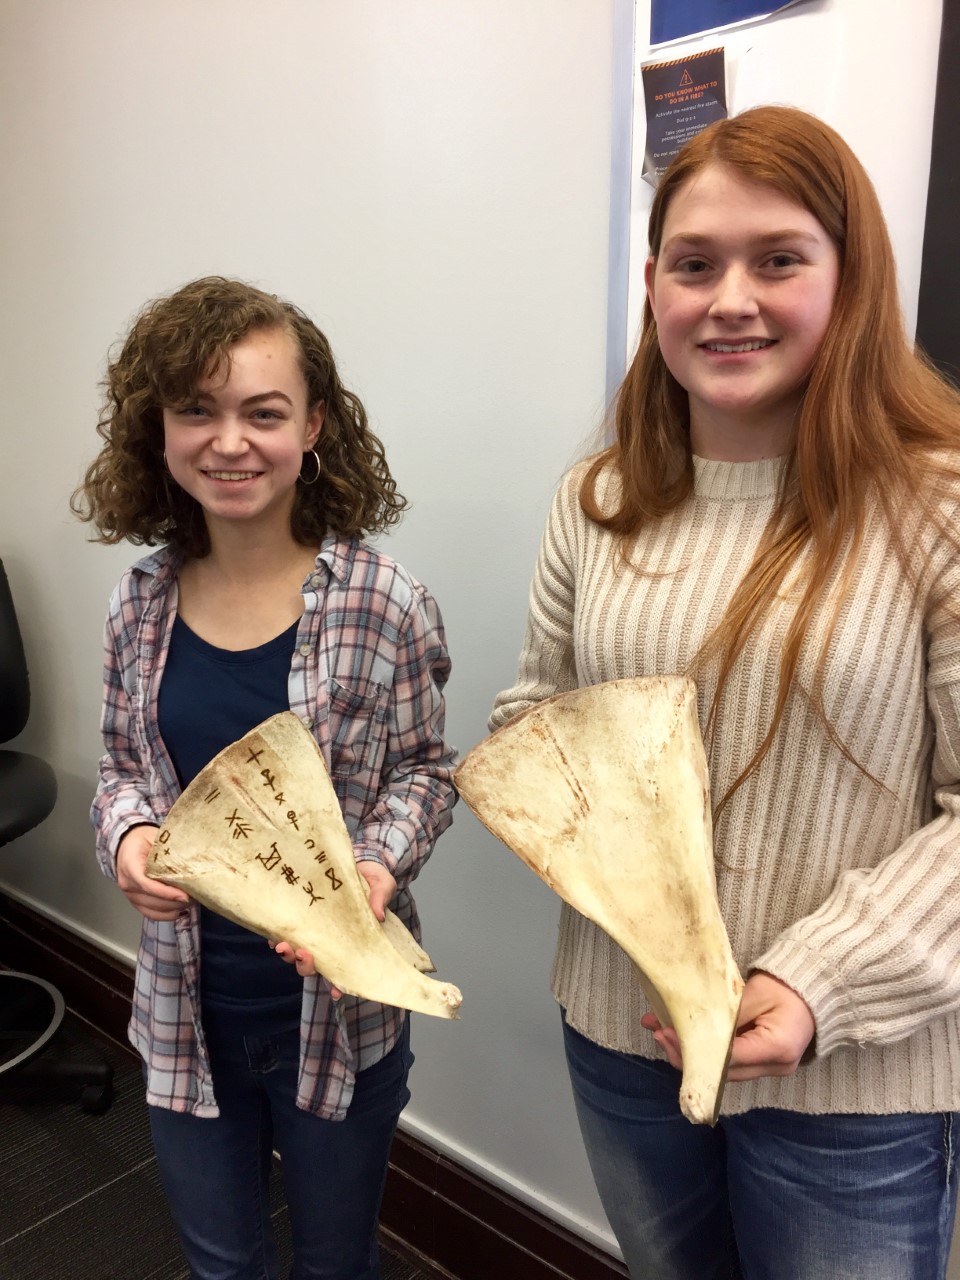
490, 455, 960, 1116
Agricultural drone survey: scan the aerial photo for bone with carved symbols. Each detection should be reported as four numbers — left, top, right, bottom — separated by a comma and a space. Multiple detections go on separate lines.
455, 677, 741, 1123
146, 711, 462, 1020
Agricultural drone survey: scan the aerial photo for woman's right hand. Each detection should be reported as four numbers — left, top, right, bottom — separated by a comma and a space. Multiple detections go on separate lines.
116, 825, 190, 921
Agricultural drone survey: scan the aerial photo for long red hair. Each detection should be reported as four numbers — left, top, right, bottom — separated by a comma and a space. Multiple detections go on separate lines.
581, 106, 960, 813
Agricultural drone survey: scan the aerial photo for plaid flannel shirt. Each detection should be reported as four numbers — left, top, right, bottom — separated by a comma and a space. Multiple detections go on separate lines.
92, 536, 456, 1119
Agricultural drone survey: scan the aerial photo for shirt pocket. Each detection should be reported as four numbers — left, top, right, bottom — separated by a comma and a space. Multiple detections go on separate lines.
327, 677, 388, 779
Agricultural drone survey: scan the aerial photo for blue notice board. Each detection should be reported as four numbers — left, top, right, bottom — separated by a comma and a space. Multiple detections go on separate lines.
651, 1, 805, 46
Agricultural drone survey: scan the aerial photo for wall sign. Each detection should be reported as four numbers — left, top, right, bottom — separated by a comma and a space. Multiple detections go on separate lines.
651, 0, 813, 46
641, 47, 727, 186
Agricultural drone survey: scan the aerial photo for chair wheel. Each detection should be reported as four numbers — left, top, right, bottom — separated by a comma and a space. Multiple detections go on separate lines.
81, 1081, 114, 1114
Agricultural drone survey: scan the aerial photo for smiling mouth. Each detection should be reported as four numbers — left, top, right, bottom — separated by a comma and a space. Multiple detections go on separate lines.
701, 340, 776, 353
204, 470, 260, 481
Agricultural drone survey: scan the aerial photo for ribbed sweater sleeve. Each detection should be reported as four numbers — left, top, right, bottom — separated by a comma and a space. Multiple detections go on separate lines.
490, 470, 583, 729
755, 538, 960, 1056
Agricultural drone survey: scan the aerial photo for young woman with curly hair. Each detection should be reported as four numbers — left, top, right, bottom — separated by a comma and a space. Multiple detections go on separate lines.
491, 107, 960, 1279
74, 276, 456, 1280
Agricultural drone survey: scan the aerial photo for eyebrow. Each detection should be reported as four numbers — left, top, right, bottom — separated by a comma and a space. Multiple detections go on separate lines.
196, 390, 294, 408
661, 229, 824, 253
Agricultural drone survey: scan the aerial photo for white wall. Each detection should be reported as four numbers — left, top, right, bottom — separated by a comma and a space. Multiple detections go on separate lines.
0, 0, 619, 1254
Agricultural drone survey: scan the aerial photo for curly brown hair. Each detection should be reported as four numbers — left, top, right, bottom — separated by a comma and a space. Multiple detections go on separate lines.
71, 276, 407, 555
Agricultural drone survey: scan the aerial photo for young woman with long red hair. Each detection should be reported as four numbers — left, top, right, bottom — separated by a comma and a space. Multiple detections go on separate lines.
492, 107, 960, 1279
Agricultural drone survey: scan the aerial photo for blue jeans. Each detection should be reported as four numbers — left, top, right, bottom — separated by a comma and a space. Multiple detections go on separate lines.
148, 1011, 412, 1280
563, 1018, 959, 1280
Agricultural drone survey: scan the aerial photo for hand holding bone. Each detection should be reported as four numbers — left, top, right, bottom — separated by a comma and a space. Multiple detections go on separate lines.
642, 971, 814, 1082
271, 861, 398, 995
117, 825, 189, 921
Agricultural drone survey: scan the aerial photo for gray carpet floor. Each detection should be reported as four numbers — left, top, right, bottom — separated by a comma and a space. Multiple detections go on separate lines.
0, 1013, 430, 1280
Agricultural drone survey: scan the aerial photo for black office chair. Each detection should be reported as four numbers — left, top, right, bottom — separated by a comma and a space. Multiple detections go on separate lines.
0, 558, 114, 1113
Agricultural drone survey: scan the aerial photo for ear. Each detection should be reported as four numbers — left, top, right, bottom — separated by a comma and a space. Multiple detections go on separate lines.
305, 401, 325, 450
644, 256, 657, 316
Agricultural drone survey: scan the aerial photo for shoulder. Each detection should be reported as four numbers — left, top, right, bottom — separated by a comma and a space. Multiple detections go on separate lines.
549, 454, 622, 528
320, 536, 435, 621
876, 453, 960, 562
928, 452, 960, 515
920, 459, 960, 606
106, 545, 179, 624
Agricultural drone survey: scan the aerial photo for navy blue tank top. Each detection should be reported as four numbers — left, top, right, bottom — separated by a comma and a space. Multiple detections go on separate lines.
157, 613, 303, 1016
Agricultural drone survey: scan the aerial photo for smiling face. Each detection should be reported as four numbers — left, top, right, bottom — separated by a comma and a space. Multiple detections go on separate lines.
645, 163, 840, 461
162, 326, 323, 544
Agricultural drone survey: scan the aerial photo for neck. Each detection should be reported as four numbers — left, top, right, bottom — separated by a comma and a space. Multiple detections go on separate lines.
198, 521, 318, 587
689, 404, 797, 462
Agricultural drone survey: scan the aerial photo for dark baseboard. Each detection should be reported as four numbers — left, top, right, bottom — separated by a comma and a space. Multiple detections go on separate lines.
0, 892, 627, 1280
380, 1134, 628, 1280
0, 893, 133, 1047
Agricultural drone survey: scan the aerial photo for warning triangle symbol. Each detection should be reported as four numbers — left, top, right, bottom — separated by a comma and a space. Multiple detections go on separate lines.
680, 69, 694, 86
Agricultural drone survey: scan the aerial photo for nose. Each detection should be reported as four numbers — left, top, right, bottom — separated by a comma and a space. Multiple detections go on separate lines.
708, 265, 759, 320
212, 415, 249, 458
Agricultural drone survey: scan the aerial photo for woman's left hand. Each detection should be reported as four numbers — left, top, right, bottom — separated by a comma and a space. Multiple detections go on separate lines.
269, 861, 399, 995
640, 971, 815, 1082
354, 860, 399, 923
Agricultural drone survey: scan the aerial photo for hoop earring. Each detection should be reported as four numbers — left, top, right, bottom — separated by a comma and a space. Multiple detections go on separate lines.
299, 449, 321, 485
157, 457, 174, 509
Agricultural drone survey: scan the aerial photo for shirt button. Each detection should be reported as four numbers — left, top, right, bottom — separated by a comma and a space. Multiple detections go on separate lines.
309, 573, 323, 588
301, 714, 313, 728
298, 643, 313, 657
